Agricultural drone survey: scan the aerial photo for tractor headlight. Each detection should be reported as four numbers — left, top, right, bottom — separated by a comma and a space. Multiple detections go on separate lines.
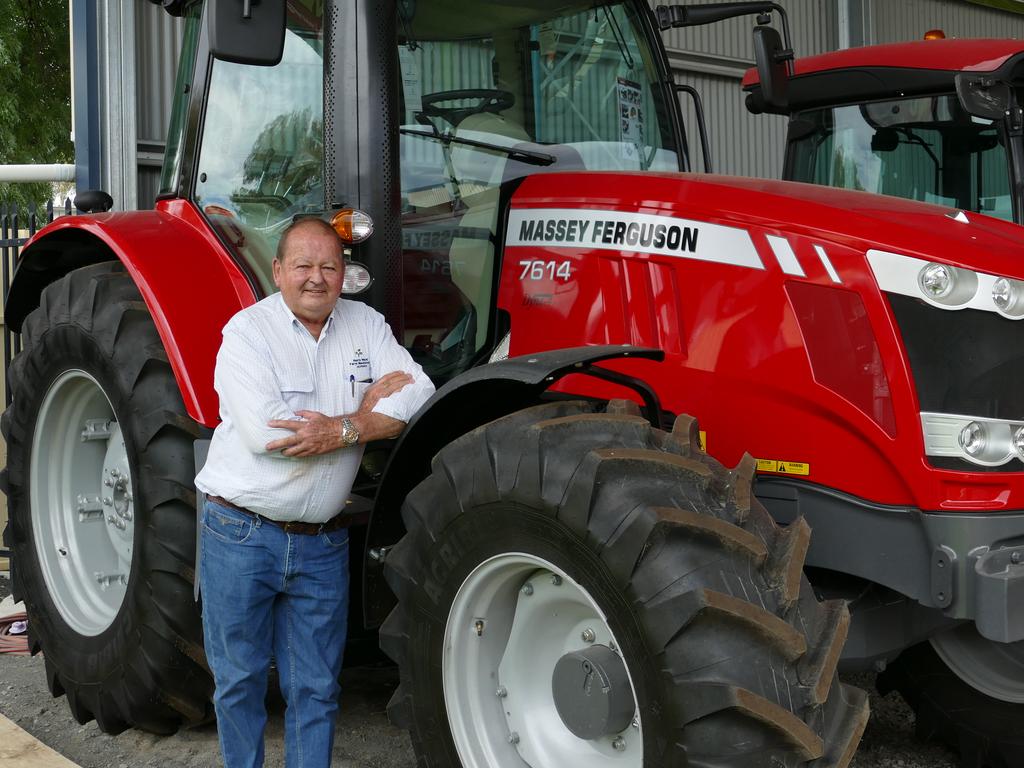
342, 261, 373, 295
959, 421, 988, 458
1014, 426, 1024, 460
919, 262, 956, 299
922, 413, 1024, 467
992, 277, 1024, 318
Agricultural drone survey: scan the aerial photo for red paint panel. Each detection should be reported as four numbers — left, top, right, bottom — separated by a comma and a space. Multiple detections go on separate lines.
500, 171, 1024, 513
786, 281, 896, 437
25, 199, 256, 426
742, 38, 1024, 86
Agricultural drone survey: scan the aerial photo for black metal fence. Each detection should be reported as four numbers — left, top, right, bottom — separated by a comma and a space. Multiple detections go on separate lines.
2, 199, 73, 405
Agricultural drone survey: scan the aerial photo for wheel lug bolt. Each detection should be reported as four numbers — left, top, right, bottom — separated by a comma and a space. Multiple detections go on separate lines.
581, 628, 596, 643
1013, 551, 1021, 565
550, 574, 562, 586
521, 583, 534, 596
612, 737, 626, 751
102, 497, 113, 507
507, 732, 520, 745
495, 686, 508, 698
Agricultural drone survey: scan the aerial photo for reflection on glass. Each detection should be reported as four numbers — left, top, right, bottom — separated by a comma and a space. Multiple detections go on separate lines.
195, 2, 324, 293
396, 1, 679, 382
790, 95, 1012, 221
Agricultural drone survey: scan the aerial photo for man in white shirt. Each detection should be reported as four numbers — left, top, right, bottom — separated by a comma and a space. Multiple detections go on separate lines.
195, 218, 434, 768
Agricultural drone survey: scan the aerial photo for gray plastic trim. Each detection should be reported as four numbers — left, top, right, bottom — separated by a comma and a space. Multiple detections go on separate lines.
758, 479, 1024, 642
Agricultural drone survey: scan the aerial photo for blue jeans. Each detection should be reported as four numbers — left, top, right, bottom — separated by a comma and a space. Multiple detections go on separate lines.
199, 500, 350, 768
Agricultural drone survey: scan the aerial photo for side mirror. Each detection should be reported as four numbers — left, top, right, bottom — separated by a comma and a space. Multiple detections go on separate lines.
208, 0, 287, 66
956, 73, 1012, 121
753, 25, 789, 112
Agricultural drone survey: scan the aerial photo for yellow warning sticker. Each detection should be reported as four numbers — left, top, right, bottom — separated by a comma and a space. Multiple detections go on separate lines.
756, 459, 810, 476
698, 430, 707, 453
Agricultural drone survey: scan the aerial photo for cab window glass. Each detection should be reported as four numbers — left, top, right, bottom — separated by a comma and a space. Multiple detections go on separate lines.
396, 1, 679, 382
790, 95, 1012, 221
194, 1, 325, 294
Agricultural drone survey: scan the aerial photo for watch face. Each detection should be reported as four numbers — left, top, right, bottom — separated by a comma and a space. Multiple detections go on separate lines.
343, 419, 359, 446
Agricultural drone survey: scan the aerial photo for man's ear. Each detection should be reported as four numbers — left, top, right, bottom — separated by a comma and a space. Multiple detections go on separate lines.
272, 258, 282, 289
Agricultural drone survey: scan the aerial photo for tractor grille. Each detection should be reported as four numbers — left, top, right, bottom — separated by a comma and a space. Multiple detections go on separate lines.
888, 293, 1024, 472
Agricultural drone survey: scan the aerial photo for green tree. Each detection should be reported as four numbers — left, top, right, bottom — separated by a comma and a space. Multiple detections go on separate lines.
0, 0, 72, 213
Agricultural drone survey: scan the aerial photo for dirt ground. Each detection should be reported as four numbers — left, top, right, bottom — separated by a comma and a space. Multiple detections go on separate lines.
0, 573, 415, 768
0, 572, 959, 768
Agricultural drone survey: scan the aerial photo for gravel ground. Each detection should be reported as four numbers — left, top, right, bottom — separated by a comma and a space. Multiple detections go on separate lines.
0, 572, 960, 768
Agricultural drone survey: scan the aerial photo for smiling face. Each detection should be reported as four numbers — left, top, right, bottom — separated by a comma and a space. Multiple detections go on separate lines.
272, 221, 345, 332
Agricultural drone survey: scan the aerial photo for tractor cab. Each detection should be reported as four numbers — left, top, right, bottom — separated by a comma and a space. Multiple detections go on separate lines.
182, 0, 683, 384
744, 39, 1024, 223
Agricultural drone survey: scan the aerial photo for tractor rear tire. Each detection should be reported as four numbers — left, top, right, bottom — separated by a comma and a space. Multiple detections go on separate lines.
380, 400, 870, 767
1, 262, 212, 734
878, 633, 1024, 768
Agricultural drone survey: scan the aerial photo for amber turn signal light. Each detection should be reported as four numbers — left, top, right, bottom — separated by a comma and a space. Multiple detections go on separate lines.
331, 208, 374, 244
923, 29, 946, 40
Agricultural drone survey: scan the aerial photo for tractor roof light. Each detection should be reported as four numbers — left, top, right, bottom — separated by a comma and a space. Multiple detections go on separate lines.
331, 208, 374, 245
923, 29, 946, 40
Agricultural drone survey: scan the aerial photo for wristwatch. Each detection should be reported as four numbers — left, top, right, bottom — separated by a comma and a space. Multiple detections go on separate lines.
340, 417, 360, 447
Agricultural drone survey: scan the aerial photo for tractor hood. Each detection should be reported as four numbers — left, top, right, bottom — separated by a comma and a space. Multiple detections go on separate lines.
506, 171, 1024, 281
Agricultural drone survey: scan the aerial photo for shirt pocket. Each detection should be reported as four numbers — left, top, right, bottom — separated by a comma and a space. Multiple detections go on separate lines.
280, 374, 315, 412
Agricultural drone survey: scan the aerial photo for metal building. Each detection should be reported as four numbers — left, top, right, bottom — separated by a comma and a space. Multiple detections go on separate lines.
72, 0, 1024, 209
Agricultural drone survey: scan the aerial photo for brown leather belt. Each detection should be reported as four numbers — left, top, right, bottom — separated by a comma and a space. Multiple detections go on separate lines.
206, 495, 349, 536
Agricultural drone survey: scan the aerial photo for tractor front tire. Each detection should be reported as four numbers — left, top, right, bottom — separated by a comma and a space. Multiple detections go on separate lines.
381, 401, 870, 767
879, 628, 1024, 768
1, 262, 212, 734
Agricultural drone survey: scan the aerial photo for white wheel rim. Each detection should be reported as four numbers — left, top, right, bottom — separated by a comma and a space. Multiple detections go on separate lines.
443, 552, 642, 768
30, 370, 134, 636
931, 624, 1024, 703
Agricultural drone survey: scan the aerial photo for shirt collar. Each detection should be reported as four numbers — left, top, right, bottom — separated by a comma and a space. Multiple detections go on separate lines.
275, 292, 341, 337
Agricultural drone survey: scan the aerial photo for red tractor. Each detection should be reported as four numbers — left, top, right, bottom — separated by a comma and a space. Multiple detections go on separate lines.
4, 2, 1023, 767
744, 36, 1024, 223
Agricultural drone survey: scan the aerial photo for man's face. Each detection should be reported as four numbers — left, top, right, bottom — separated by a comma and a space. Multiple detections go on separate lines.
273, 227, 345, 325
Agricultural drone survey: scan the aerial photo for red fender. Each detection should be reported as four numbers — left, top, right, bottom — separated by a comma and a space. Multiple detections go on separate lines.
10, 199, 256, 427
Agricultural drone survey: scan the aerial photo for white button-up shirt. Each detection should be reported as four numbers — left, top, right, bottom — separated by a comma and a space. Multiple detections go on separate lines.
195, 293, 435, 522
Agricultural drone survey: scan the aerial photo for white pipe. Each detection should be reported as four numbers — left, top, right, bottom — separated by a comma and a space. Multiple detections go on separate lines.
0, 164, 76, 183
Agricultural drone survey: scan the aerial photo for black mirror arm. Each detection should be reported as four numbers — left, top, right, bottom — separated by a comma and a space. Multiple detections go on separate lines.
655, 3, 794, 74
675, 84, 713, 173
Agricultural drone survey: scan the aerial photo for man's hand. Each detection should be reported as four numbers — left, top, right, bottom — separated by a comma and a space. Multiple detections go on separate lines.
358, 371, 414, 414
266, 410, 342, 457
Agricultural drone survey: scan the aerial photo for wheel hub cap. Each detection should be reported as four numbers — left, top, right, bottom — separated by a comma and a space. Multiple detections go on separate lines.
552, 645, 635, 740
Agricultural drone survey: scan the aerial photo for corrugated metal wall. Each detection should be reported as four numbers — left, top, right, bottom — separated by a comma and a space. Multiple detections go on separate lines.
866, 0, 1024, 43
124, 0, 1024, 203
656, 0, 837, 178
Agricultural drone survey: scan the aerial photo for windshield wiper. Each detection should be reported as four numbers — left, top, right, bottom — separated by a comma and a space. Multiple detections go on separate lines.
400, 127, 555, 166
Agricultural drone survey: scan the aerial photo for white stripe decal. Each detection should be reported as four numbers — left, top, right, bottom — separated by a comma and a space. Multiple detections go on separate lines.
767, 235, 804, 277
814, 244, 842, 284
506, 208, 764, 270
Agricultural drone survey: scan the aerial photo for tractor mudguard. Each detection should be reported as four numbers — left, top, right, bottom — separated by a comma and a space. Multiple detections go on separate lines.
362, 344, 664, 628
5, 199, 256, 426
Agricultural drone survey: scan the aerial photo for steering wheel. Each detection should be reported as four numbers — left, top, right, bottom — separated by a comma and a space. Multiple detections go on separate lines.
419, 89, 515, 127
